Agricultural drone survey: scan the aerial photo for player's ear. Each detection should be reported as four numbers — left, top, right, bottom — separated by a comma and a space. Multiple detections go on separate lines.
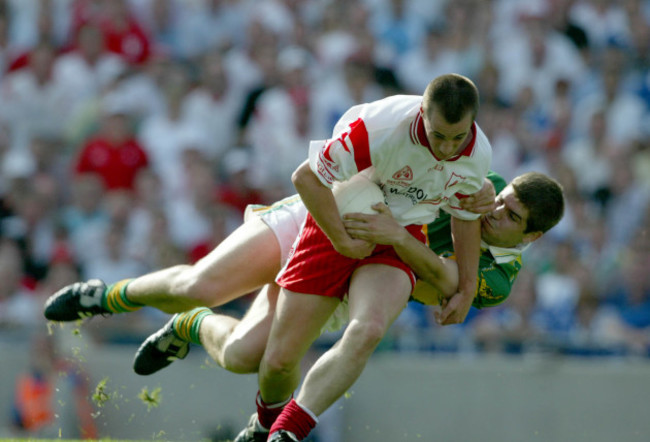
522, 231, 543, 245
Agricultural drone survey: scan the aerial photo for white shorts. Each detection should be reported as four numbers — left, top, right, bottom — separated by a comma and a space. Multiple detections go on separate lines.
244, 194, 307, 267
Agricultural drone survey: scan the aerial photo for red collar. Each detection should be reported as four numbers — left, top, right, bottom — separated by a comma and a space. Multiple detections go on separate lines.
409, 109, 430, 148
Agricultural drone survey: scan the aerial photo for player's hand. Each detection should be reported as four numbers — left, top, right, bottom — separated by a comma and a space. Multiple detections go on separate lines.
460, 178, 496, 214
434, 291, 473, 325
342, 203, 406, 245
332, 235, 375, 259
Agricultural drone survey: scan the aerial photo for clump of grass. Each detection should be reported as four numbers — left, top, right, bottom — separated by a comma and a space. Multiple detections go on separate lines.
92, 377, 115, 408
138, 386, 162, 411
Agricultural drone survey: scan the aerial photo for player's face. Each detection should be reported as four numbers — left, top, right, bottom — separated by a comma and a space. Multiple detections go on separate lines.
423, 106, 473, 160
480, 185, 533, 248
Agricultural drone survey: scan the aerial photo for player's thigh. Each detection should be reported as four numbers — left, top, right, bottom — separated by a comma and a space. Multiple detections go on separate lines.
224, 283, 280, 369
264, 289, 339, 365
348, 264, 412, 328
192, 217, 282, 294
226, 284, 279, 356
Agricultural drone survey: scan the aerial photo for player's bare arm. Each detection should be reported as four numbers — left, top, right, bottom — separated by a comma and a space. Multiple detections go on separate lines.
343, 204, 458, 297
292, 160, 373, 259
438, 217, 481, 325
346, 210, 483, 325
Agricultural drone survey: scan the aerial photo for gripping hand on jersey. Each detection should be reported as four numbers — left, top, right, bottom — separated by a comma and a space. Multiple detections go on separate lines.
292, 161, 375, 260
342, 203, 406, 246
434, 294, 473, 325
459, 177, 496, 214
333, 236, 376, 259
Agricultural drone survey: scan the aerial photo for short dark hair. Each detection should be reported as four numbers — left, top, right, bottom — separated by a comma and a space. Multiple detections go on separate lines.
511, 172, 565, 234
422, 73, 479, 123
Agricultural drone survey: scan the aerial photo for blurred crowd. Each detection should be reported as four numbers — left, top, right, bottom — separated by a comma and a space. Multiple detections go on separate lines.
0, 0, 649, 360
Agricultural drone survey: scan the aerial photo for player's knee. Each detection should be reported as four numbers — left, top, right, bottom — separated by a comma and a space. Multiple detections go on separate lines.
261, 348, 298, 378
221, 344, 262, 374
345, 318, 386, 353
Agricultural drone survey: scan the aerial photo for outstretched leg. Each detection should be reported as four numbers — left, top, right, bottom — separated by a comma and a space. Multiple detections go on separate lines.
44, 218, 281, 320
123, 217, 281, 312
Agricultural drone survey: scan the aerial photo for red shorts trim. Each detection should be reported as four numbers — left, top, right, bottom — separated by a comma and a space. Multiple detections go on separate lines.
276, 214, 426, 300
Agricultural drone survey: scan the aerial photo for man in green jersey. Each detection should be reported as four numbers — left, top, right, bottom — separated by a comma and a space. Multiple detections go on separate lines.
44, 171, 563, 440
44, 170, 563, 370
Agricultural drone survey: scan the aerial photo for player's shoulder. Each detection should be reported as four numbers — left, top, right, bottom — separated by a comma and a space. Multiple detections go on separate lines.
357, 95, 421, 131
362, 95, 421, 115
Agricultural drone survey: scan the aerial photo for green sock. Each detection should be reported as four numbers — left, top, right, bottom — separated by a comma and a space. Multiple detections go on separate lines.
172, 307, 212, 345
102, 279, 142, 313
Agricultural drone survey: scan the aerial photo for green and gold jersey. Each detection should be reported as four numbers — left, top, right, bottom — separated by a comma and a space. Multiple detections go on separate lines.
423, 171, 522, 309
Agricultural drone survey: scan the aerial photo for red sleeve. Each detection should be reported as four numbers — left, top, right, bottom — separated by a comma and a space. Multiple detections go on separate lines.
315, 117, 372, 185
347, 118, 372, 171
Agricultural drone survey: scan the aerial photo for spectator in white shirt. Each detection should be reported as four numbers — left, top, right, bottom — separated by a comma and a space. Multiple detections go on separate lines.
53, 23, 126, 117
137, 63, 209, 199
182, 52, 241, 160
0, 42, 71, 151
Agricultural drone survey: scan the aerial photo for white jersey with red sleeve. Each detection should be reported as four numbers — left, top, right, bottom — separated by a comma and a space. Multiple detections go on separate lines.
308, 95, 492, 226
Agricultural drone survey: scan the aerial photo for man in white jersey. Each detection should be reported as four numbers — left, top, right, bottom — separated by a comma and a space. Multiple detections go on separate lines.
247, 74, 492, 442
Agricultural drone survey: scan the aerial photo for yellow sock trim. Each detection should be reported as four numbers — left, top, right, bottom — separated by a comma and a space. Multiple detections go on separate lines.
104, 279, 140, 313
172, 307, 212, 345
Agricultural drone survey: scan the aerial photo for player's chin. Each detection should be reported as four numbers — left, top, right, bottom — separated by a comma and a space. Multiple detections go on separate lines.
481, 220, 499, 244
